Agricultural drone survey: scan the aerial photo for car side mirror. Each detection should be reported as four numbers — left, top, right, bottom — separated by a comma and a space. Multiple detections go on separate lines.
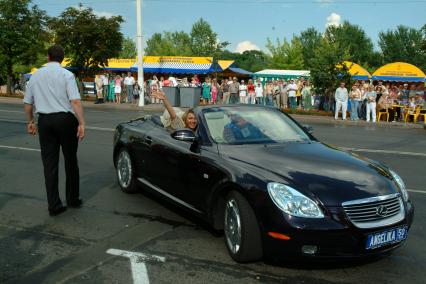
303, 125, 314, 134
171, 129, 195, 142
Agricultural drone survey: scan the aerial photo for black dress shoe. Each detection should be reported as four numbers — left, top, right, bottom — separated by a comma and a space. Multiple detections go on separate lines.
68, 199, 83, 208
49, 205, 67, 216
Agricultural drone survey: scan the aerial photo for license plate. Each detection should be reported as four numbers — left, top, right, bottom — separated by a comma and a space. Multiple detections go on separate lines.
366, 226, 408, 250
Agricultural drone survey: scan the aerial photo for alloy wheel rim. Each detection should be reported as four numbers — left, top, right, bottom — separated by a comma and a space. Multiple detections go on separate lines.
224, 199, 242, 254
117, 151, 132, 188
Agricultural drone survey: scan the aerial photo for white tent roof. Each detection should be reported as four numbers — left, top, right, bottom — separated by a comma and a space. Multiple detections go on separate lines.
254, 69, 310, 76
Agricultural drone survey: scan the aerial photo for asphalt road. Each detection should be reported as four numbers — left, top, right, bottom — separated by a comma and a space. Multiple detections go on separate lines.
0, 102, 425, 284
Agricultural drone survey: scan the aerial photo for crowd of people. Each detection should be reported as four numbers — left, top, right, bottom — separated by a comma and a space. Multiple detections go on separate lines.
146, 75, 315, 110
89, 72, 425, 124
333, 81, 425, 122
92, 72, 142, 105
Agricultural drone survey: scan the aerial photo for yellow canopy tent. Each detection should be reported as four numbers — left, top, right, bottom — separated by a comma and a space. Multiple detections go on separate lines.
372, 62, 425, 82
341, 61, 371, 80
104, 58, 135, 71
29, 58, 72, 74
218, 60, 234, 70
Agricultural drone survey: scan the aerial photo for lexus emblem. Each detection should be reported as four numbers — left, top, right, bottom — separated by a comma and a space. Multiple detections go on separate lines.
376, 205, 389, 217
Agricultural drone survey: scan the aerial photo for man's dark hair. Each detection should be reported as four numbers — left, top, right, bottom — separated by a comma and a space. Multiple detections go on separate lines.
48, 45, 65, 63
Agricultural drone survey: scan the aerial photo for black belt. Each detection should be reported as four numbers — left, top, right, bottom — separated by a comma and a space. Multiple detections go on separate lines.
38, 112, 72, 116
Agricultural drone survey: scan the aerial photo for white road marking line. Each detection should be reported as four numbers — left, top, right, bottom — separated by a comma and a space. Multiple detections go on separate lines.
0, 145, 40, 152
0, 109, 110, 114
0, 118, 115, 132
407, 189, 426, 194
86, 126, 114, 132
106, 249, 165, 284
0, 118, 26, 123
0, 109, 23, 113
340, 147, 426, 157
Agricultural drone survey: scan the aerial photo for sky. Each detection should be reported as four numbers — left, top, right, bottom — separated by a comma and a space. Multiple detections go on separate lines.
34, 0, 426, 53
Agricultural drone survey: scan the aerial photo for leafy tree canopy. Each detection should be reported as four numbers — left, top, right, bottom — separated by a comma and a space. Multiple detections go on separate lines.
325, 21, 375, 68
266, 36, 304, 70
310, 38, 352, 100
145, 31, 192, 56
190, 18, 229, 57
299, 27, 323, 70
119, 37, 137, 58
378, 25, 426, 72
0, 0, 47, 92
49, 6, 123, 75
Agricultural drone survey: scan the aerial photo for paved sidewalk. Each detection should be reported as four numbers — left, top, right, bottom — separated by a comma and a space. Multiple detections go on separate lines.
1, 96, 424, 129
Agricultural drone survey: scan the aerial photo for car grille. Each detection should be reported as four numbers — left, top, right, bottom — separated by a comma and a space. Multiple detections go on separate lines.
342, 193, 404, 229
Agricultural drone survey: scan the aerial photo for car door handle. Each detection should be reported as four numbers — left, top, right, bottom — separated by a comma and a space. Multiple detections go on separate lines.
144, 136, 152, 145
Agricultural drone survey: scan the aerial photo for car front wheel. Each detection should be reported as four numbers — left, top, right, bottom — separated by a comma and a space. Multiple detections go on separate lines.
224, 191, 262, 262
116, 148, 138, 193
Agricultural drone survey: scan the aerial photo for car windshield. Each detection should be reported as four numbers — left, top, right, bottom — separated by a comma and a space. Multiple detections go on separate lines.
203, 106, 311, 145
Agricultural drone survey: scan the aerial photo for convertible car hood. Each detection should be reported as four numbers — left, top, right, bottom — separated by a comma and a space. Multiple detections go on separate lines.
218, 142, 398, 206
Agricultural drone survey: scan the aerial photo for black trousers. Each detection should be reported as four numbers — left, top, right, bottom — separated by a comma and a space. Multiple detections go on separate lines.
38, 112, 80, 211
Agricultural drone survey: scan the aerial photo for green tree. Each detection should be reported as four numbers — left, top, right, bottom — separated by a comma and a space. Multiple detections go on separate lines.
266, 36, 304, 70
422, 24, 426, 53
49, 6, 123, 75
378, 25, 425, 71
0, 0, 47, 93
190, 18, 229, 56
310, 38, 351, 109
119, 37, 137, 58
325, 21, 375, 68
236, 50, 270, 72
145, 31, 192, 56
299, 27, 322, 69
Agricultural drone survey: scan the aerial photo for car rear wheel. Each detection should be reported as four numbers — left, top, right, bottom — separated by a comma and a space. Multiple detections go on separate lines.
224, 191, 262, 262
116, 148, 138, 193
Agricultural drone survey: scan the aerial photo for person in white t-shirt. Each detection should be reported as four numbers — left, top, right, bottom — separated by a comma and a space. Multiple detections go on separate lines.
123, 72, 135, 103
168, 75, 178, 87
334, 82, 349, 120
239, 80, 248, 104
287, 80, 298, 109
255, 81, 264, 105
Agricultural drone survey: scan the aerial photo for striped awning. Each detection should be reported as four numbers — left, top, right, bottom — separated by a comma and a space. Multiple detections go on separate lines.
131, 56, 221, 74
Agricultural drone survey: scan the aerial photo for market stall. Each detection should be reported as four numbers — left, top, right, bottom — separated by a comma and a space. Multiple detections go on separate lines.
340, 61, 371, 80
218, 60, 252, 78
130, 56, 221, 74
252, 69, 310, 83
372, 62, 425, 82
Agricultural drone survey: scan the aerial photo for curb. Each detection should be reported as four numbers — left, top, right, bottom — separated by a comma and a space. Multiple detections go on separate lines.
1, 96, 424, 129
289, 114, 424, 129
0, 96, 164, 112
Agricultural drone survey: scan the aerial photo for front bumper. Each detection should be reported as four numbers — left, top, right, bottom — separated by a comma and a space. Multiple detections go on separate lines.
260, 200, 414, 259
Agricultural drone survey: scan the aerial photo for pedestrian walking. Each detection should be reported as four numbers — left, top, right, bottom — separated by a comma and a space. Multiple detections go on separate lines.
23, 45, 85, 216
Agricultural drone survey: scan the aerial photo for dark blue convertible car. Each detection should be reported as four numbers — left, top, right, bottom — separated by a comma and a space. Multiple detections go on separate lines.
113, 105, 414, 262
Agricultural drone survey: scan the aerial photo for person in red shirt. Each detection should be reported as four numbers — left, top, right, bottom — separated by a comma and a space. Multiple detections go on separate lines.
247, 79, 255, 104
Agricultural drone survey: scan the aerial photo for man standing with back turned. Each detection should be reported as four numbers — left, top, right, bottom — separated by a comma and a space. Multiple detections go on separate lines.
24, 45, 86, 216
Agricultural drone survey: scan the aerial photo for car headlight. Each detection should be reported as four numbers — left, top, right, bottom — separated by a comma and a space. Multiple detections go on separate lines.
267, 182, 324, 218
389, 169, 409, 202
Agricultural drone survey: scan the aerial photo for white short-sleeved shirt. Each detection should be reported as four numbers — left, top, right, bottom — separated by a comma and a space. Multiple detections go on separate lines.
124, 76, 135, 86
23, 62, 80, 114
239, 85, 247, 97
255, 86, 263, 97
287, 83, 298, 97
